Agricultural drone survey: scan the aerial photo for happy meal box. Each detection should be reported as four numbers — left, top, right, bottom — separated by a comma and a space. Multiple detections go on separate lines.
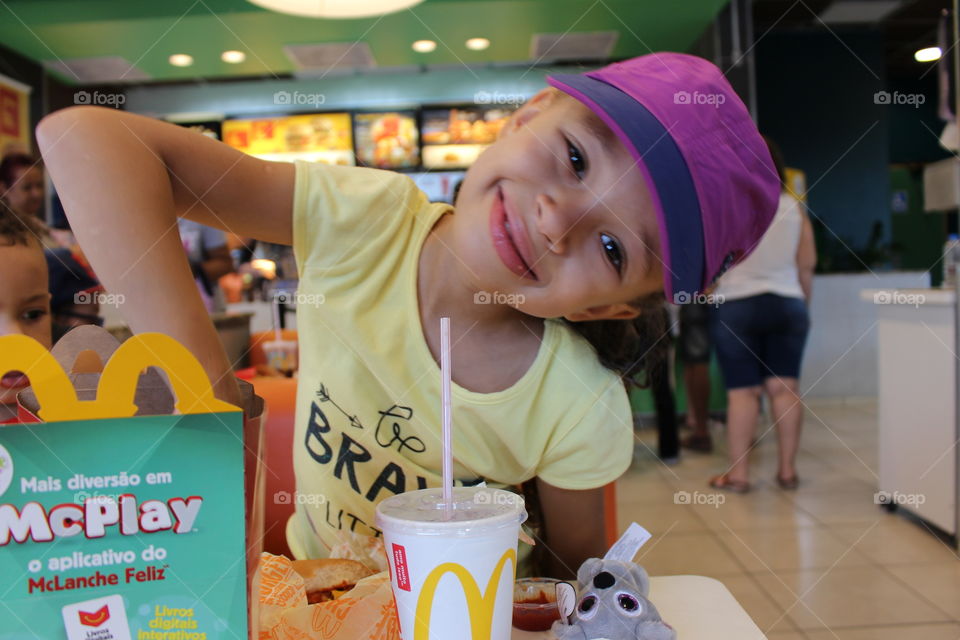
0, 326, 263, 639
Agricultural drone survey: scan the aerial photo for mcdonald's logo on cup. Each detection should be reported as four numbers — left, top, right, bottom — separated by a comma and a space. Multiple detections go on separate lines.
413, 549, 516, 640
377, 486, 526, 640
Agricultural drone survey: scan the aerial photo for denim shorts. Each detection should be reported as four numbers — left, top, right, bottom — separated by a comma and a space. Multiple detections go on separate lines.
710, 293, 809, 389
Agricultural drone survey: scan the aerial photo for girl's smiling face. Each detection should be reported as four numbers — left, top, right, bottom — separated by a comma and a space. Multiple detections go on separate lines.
0, 240, 52, 406
451, 89, 665, 321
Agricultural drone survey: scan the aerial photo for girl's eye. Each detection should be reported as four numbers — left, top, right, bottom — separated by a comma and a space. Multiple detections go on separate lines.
567, 140, 587, 179
21, 309, 47, 323
600, 233, 624, 275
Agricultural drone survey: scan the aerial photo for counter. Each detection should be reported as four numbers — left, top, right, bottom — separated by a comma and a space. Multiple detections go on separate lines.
861, 287, 958, 541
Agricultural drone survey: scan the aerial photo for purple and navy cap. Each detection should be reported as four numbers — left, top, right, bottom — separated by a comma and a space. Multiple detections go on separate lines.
547, 53, 780, 301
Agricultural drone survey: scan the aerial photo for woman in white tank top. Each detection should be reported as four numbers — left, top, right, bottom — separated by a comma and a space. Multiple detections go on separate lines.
708, 138, 817, 493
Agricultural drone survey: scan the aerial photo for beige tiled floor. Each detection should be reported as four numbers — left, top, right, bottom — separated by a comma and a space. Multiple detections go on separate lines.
616, 400, 960, 639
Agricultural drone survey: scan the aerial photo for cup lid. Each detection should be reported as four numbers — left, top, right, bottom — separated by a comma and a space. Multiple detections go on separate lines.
375, 487, 527, 536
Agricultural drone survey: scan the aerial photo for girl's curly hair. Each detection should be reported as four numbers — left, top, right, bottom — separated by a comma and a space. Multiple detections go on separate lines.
562, 293, 670, 388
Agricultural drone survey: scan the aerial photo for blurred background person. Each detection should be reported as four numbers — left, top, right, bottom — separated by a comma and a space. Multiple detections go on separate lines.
679, 301, 714, 453
178, 218, 234, 313
708, 137, 816, 493
0, 153, 45, 223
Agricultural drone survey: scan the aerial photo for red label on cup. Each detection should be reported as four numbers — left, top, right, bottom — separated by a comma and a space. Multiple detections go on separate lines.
392, 543, 411, 592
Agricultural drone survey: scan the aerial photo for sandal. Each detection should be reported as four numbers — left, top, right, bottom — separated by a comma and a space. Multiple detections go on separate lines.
681, 433, 713, 453
709, 474, 751, 494
776, 474, 799, 490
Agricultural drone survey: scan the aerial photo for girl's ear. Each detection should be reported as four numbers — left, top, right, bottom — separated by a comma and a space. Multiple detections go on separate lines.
565, 303, 640, 323
501, 88, 559, 137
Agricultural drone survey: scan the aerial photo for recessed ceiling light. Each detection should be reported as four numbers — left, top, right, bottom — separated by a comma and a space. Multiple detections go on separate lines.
169, 54, 194, 67
221, 50, 246, 64
412, 40, 437, 53
466, 37, 490, 51
915, 46, 942, 63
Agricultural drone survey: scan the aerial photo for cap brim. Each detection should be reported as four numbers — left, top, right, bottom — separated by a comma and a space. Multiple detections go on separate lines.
547, 73, 705, 300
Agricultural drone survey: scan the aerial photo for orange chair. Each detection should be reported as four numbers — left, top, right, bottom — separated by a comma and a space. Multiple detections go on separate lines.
251, 376, 298, 558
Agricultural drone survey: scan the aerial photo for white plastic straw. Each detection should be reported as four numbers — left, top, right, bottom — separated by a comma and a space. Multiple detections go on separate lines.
440, 317, 453, 519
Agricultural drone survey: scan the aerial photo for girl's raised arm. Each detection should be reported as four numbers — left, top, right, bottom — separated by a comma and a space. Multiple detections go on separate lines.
37, 106, 296, 405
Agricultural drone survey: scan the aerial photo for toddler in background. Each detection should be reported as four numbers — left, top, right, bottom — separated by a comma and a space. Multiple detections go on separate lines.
0, 201, 52, 423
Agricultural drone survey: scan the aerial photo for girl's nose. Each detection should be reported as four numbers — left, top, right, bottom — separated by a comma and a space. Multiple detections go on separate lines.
535, 192, 580, 255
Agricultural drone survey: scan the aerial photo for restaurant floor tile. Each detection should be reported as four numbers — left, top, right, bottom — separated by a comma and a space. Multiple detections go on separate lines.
616, 400, 960, 639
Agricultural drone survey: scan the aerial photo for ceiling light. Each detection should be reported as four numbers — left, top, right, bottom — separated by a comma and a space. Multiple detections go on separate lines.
247, 0, 424, 19
412, 40, 437, 53
221, 50, 246, 64
168, 54, 194, 67
915, 46, 942, 63
466, 37, 490, 51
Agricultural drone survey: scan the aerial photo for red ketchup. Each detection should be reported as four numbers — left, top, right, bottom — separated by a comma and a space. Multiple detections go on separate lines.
512, 579, 561, 632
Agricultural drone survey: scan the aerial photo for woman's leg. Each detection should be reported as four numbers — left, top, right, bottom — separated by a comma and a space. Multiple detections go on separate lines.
724, 385, 763, 483
764, 377, 802, 481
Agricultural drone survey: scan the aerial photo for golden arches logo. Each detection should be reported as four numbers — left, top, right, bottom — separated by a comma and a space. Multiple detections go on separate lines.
414, 548, 515, 640
0, 333, 238, 421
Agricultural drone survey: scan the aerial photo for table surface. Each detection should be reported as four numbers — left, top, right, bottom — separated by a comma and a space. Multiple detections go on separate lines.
512, 575, 767, 640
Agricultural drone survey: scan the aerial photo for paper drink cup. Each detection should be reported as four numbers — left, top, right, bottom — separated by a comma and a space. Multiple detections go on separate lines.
263, 339, 298, 375
375, 486, 527, 640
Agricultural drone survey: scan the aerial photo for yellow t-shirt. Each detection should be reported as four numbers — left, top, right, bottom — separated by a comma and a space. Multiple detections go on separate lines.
286, 161, 633, 561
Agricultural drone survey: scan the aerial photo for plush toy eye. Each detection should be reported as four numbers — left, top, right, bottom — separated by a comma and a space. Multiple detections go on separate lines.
616, 592, 643, 617
577, 594, 599, 620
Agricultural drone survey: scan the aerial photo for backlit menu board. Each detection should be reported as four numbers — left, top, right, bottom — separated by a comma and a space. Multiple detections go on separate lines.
421, 106, 514, 169
222, 113, 354, 164
353, 111, 419, 169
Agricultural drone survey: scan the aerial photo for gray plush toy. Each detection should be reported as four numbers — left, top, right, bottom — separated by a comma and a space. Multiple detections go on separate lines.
551, 558, 676, 640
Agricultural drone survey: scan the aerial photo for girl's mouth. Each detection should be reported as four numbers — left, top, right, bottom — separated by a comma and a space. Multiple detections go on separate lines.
0, 372, 29, 390
489, 187, 537, 281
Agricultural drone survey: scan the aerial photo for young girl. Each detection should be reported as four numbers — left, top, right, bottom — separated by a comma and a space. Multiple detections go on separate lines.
0, 201, 52, 423
36, 53, 778, 577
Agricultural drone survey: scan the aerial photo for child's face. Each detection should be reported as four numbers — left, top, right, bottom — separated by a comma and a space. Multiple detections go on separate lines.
1, 166, 44, 217
0, 241, 52, 406
453, 90, 664, 321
